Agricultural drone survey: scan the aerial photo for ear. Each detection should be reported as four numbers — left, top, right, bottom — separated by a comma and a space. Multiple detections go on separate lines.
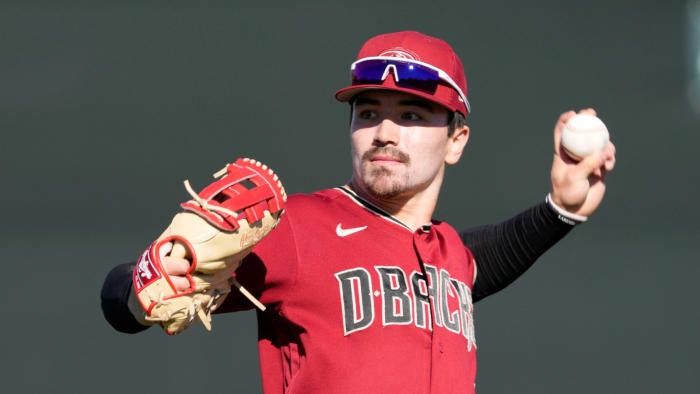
445, 125, 470, 165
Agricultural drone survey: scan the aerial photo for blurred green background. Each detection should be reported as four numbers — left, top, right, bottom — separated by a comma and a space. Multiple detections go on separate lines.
2, 1, 698, 393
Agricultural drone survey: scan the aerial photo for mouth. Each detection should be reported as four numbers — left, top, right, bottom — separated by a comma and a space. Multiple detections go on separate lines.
370, 155, 403, 165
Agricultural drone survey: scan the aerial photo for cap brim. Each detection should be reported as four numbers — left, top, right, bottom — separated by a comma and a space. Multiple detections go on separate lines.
335, 84, 464, 115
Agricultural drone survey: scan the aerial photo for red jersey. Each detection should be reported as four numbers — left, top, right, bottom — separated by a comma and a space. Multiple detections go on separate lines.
220, 187, 477, 394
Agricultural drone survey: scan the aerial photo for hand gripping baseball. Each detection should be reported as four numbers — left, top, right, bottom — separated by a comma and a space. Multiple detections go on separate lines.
131, 158, 286, 335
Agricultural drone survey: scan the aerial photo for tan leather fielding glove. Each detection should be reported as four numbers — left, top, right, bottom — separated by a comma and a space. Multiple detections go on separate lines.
130, 158, 286, 335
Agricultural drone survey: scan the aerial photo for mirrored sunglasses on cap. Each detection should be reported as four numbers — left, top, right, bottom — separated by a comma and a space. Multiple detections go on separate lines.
350, 56, 470, 113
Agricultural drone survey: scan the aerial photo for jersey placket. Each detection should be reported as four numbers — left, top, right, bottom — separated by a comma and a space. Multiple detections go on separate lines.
412, 225, 441, 394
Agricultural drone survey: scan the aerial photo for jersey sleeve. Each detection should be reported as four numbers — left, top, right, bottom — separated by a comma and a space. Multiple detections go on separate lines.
462, 200, 576, 302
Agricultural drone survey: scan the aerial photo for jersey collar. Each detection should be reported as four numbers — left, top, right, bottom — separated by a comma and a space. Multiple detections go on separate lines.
335, 186, 432, 233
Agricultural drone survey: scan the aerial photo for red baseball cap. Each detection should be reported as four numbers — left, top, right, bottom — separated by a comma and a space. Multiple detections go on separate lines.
335, 31, 470, 116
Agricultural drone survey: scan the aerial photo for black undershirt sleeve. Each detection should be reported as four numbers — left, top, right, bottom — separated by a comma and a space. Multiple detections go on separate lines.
462, 200, 577, 303
100, 262, 150, 334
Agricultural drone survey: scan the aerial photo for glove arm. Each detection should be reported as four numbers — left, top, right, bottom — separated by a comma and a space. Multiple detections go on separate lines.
101, 263, 151, 334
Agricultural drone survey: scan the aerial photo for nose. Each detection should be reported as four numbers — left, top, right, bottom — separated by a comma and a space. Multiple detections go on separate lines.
374, 117, 400, 146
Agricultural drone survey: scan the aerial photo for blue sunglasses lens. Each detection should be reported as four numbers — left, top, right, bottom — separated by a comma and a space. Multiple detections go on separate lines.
352, 60, 441, 92
352, 60, 393, 82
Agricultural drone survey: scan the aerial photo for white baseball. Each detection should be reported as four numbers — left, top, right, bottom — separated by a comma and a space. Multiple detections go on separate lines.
561, 114, 609, 161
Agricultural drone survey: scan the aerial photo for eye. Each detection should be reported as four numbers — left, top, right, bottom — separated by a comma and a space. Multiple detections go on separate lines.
401, 112, 422, 121
358, 109, 376, 120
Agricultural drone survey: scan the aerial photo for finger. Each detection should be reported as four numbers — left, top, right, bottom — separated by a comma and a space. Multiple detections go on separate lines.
557, 110, 577, 125
169, 275, 191, 292
163, 256, 191, 275
603, 141, 616, 171
554, 110, 577, 153
588, 169, 607, 195
572, 151, 605, 179
169, 239, 191, 260
578, 107, 597, 116
158, 242, 173, 260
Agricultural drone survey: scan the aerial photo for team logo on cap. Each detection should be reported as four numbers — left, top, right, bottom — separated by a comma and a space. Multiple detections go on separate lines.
379, 47, 420, 61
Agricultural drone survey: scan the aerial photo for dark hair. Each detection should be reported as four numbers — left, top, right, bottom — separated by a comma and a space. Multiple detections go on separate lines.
447, 111, 467, 136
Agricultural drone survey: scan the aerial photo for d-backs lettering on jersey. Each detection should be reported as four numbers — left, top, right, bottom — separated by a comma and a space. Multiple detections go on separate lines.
335, 264, 475, 350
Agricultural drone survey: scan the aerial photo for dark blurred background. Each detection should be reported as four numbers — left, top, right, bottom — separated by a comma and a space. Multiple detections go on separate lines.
2, 1, 698, 393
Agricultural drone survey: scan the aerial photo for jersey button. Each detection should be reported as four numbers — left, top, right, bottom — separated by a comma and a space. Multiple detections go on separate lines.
439, 343, 444, 353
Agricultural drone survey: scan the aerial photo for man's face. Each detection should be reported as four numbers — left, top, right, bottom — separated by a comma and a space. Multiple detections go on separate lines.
349, 90, 453, 200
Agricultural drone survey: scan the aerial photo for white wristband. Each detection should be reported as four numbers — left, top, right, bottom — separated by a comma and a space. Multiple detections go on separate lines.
546, 193, 588, 225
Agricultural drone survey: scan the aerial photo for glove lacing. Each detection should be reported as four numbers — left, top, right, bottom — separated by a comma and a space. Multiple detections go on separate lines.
183, 179, 239, 221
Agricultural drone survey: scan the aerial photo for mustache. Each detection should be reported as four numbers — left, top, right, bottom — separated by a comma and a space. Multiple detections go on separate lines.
362, 146, 410, 164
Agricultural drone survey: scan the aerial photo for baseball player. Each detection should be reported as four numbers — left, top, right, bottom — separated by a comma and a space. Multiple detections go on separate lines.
102, 31, 616, 393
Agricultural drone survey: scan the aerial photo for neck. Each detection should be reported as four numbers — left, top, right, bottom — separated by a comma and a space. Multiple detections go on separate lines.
347, 169, 444, 232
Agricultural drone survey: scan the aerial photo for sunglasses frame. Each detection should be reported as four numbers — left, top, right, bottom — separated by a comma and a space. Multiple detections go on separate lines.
350, 56, 470, 113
